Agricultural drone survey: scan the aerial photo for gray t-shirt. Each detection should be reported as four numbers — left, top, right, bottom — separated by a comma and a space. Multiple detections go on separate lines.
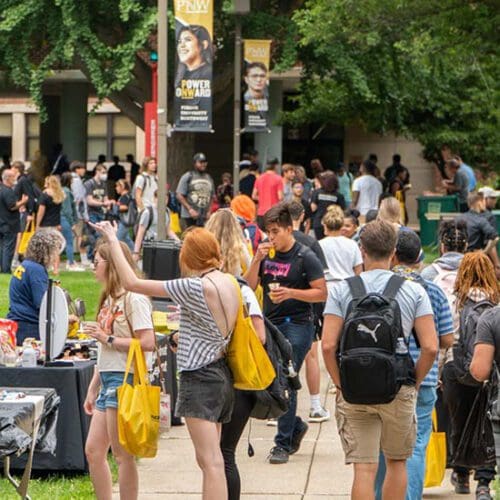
138, 206, 171, 240
134, 173, 158, 207
453, 168, 469, 204
474, 306, 500, 367
176, 170, 215, 218
324, 268, 433, 340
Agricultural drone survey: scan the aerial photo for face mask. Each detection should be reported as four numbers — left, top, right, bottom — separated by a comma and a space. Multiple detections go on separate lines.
100, 174, 108, 182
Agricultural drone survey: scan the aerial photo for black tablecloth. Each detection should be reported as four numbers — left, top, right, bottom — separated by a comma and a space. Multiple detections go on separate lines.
0, 361, 94, 471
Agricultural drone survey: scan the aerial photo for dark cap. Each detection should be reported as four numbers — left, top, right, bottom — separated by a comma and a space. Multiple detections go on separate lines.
70, 161, 85, 171
267, 157, 279, 165
193, 152, 207, 163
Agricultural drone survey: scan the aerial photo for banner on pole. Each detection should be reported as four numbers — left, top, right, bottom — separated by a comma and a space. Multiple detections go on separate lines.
144, 102, 157, 158
173, 0, 214, 132
243, 39, 272, 132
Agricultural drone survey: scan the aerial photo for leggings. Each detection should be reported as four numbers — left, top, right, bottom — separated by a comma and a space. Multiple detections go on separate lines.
220, 390, 256, 500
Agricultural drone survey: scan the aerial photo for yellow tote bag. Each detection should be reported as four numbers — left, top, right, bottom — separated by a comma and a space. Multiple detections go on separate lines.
226, 276, 275, 390
19, 220, 35, 255
424, 409, 447, 488
117, 339, 160, 458
170, 212, 181, 235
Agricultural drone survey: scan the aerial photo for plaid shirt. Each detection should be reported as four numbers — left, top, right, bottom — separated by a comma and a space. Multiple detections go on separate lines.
393, 266, 454, 387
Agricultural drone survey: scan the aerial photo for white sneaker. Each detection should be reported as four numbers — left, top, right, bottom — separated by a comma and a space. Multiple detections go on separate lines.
266, 418, 278, 427
308, 407, 331, 423
67, 263, 86, 272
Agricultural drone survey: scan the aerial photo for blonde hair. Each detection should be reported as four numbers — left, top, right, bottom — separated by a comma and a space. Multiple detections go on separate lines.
378, 197, 402, 225
45, 175, 65, 204
141, 156, 155, 173
95, 240, 142, 314
322, 204, 344, 231
205, 209, 247, 275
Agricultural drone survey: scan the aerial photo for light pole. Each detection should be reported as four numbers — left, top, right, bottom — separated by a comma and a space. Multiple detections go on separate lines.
232, 0, 250, 197
156, 0, 168, 239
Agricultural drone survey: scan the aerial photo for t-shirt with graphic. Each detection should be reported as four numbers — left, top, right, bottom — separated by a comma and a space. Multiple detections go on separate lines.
311, 189, 346, 229
259, 241, 324, 324
253, 172, 283, 216
97, 292, 153, 373
84, 178, 107, 216
176, 170, 215, 218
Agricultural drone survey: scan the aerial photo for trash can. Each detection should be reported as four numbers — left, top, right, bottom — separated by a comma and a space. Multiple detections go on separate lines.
417, 195, 459, 246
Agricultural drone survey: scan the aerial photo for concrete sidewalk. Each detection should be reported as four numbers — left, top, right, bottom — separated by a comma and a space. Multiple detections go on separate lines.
121, 360, 478, 499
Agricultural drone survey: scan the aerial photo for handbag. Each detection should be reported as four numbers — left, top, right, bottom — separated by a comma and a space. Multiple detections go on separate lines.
18, 220, 35, 255
224, 276, 275, 390
117, 339, 160, 457
424, 409, 446, 488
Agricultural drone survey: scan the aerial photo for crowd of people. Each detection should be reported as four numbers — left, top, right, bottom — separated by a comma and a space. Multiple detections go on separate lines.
1, 148, 499, 500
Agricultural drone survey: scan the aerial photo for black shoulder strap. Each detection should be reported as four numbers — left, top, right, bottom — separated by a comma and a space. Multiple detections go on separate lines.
346, 276, 366, 300
383, 274, 405, 299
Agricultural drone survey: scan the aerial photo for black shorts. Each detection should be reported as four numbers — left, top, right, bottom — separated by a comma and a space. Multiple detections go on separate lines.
176, 358, 234, 423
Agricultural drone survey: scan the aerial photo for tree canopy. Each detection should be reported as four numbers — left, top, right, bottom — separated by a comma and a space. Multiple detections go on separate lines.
287, 0, 500, 168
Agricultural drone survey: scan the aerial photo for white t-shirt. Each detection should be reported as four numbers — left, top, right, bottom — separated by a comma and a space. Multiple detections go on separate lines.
97, 292, 153, 372
324, 269, 433, 340
134, 173, 158, 207
138, 206, 171, 240
319, 236, 363, 281
352, 175, 383, 215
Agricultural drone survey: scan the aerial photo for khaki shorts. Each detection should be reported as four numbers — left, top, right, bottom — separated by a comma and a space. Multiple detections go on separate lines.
335, 385, 417, 463
73, 219, 85, 237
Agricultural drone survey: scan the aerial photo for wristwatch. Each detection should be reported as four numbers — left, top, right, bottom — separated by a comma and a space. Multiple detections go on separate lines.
106, 335, 115, 346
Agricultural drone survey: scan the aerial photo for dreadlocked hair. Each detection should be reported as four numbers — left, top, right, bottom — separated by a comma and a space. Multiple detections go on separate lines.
454, 251, 500, 310
439, 219, 468, 253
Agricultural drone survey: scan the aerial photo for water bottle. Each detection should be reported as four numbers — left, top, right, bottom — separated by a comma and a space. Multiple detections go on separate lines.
22, 346, 37, 367
395, 338, 408, 355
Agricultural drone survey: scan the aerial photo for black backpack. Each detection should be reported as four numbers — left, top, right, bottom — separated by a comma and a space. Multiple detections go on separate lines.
338, 275, 415, 405
250, 318, 297, 420
453, 299, 495, 387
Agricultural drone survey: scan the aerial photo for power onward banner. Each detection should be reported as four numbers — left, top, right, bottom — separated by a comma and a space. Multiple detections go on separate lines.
173, 0, 214, 132
243, 39, 272, 132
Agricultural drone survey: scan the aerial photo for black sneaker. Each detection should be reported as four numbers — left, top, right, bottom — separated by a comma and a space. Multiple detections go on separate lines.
268, 446, 289, 464
476, 484, 492, 500
290, 422, 309, 455
451, 471, 470, 494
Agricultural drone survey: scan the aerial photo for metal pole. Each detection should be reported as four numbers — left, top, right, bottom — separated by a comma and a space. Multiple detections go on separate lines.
232, 16, 242, 196
157, 0, 168, 240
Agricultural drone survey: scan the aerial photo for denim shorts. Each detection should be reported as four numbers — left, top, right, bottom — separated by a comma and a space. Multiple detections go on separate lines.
95, 371, 133, 412
176, 359, 234, 423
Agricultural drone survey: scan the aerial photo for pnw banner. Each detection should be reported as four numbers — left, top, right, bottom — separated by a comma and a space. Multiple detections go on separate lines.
243, 40, 271, 132
173, 0, 213, 132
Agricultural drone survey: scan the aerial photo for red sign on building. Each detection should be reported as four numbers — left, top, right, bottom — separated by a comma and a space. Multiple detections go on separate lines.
144, 102, 157, 158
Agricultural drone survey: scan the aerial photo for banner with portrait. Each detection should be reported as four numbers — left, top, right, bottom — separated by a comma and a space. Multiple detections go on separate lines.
243, 39, 271, 132
173, 0, 213, 132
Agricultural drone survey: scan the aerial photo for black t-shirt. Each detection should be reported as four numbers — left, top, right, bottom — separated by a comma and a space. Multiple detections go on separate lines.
311, 189, 346, 228
39, 192, 61, 227
0, 184, 20, 233
292, 230, 327, 269
14, 175, 41, 214
475, 306, 500, 368
259, 241, 324, 324
460, 210, 498, 251
239, 173, 257, 197
84, 178, 107, 216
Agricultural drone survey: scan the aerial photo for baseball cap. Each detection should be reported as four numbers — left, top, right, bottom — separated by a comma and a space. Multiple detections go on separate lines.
193, 152, 207, 163
478, 186, 500, 198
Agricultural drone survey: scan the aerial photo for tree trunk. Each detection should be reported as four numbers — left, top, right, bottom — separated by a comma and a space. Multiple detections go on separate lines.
166, 132, 195, 190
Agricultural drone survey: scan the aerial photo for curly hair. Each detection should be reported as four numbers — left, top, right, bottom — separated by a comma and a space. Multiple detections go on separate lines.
454, 251, 500, 309
439, 219, 468, 253
24, 229, 65, 268
205, 209, 247, 276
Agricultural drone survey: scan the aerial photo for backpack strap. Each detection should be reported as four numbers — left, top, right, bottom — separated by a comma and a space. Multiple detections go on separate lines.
383, 274, 405, 299
346, 276, 366, 300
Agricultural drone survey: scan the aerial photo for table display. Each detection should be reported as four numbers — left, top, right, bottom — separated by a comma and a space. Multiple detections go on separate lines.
0, 360, 95, 471
0, 387, 59, 498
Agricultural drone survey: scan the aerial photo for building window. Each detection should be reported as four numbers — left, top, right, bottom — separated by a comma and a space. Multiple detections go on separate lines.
0, 114, 12, 160
26, 114, 40, 161
87, 113, 135, 161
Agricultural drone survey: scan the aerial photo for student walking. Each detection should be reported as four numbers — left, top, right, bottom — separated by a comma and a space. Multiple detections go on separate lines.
322, 220, 437, 500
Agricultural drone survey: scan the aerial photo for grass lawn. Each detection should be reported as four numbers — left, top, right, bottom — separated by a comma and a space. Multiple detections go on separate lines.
0, 269, 105, 498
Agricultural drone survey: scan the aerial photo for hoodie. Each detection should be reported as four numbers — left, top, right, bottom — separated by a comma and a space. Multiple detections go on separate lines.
420, 252, 464, 282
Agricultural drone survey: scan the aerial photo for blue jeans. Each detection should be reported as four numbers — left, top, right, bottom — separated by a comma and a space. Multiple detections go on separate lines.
274, 320, 314, 452
87, 212, 104, 260
60, 216, 74, 264
0, 230, 16, 273
117, 222, 134, 251
375, 385, 437, 500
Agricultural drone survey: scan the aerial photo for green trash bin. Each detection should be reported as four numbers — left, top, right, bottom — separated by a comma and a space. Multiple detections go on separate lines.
417, 195, 459, 246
